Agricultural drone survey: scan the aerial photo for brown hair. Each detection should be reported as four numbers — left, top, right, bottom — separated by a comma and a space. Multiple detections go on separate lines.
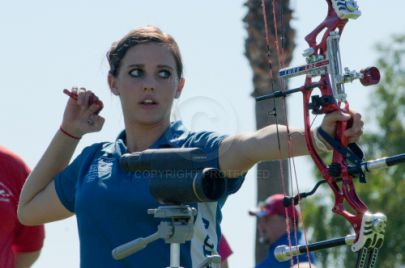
106, 26, 183, 79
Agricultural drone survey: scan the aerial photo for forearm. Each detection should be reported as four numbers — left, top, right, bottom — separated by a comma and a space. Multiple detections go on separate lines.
246, 124, 309, 161
249, 109, 364, 160
220, 111, 363, 177
220, 124, 326, 177
19, 129, 79, 208
15, 251, 41, 268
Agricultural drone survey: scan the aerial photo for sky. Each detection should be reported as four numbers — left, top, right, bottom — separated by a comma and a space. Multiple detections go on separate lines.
1, 1, 404, 267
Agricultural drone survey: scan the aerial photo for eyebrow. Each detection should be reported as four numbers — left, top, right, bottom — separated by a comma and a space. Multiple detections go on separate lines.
126, 64, 174, 70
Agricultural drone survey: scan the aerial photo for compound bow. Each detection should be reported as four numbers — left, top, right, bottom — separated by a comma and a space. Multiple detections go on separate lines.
256, 0, 405, 267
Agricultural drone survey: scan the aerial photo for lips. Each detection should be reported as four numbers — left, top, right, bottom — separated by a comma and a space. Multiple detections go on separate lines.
140, 99, 157, 104
139, 96, 158, 107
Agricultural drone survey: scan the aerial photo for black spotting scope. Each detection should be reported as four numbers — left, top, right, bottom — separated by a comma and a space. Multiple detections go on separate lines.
120, 148, 226, 204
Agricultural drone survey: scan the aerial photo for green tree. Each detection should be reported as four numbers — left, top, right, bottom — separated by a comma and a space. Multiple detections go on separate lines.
304, 35, 405, 267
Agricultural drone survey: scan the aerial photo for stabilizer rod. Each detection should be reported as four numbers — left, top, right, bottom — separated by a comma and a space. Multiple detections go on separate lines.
284, 153, 405, 206
274, 234, 356, 262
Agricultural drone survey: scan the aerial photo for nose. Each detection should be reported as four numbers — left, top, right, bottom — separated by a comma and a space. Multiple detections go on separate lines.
143, 75, 156, 92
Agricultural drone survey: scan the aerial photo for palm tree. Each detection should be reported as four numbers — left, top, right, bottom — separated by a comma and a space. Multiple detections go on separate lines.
243, 0, 295, 263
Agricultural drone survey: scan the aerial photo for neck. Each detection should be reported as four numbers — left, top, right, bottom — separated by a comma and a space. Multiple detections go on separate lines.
125, 121, 170, 152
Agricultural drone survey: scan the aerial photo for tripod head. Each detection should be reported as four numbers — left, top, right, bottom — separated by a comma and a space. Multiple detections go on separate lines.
112, 206, 196, 259
112, 205, 221, 268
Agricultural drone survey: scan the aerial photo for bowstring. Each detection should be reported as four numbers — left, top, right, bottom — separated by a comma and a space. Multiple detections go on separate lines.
261, 0, 313, 266
260, 0, 294, 266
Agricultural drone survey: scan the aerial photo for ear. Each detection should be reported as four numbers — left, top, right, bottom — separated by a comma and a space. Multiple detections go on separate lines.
175, 78, 185, 99
108, 74, 119, 96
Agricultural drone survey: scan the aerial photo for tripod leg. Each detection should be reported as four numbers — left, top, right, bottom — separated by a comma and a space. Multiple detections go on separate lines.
170, 243, 181, 267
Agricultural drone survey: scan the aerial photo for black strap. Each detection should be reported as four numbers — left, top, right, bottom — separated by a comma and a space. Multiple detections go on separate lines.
317, 127, 366, 183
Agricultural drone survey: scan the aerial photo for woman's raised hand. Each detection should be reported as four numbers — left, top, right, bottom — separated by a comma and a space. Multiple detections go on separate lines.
61, 87, 105, 139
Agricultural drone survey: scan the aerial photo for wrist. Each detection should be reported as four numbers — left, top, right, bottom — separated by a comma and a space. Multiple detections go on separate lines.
59, 126, 82, 140
313, 127, 332, 152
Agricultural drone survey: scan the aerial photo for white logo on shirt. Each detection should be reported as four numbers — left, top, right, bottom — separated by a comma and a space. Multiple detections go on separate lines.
98, 158, 112, 181
85, 158, 113, 184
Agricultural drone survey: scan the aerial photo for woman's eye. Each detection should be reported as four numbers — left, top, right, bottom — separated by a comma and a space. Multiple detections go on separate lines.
129, 69, 143, 78
158, 70, 171, 79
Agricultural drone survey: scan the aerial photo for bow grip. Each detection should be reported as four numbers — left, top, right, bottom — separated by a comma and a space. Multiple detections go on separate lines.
335, 103, 351, 147
336, 120, 349, 147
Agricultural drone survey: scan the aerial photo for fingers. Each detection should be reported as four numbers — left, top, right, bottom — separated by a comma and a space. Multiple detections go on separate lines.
320, 109, 364, 145
78, 90, 104, 128
77, 88, 94, 106
319, 111, 351, 138
344, 111, 364, 143
86, 104, 105, 126
66, 87, 103, 110
87, 113, 105, 130
62, 87, 105, 135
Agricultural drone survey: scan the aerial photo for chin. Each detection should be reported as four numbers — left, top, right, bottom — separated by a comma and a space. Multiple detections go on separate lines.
131, 113, 164, 124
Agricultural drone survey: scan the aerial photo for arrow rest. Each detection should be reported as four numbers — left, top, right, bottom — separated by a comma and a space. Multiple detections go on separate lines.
309, 95, 336, 114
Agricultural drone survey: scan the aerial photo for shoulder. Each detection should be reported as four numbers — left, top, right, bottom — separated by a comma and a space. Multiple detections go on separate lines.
182, 129, 226, 150
78, 142, 114, 158
67, 142, 115, 171
166, 121, 226, 150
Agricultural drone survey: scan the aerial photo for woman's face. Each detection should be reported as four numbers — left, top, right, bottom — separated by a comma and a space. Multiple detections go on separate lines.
109, 42, 184, 127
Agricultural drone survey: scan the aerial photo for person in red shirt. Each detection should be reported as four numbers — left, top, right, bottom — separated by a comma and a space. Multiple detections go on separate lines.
0, 146, 45, 268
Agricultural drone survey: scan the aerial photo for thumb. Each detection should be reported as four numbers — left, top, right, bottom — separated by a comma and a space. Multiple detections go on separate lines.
320, 111, 351, 137
324, 111, 351, 124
